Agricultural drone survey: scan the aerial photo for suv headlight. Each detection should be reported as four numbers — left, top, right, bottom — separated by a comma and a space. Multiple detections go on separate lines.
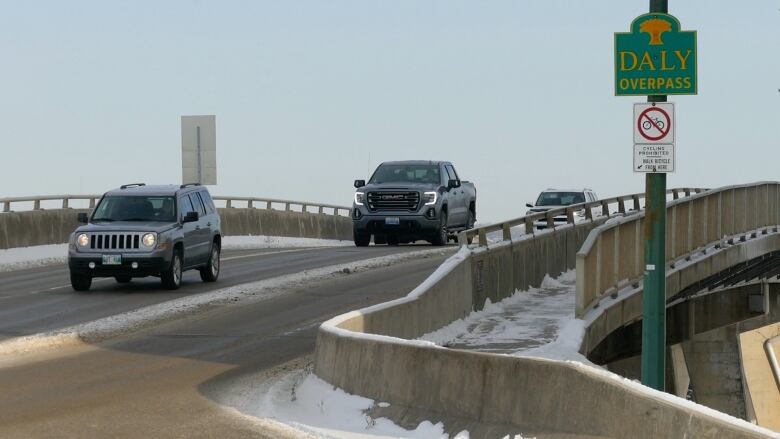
142, 233, 157, 248
77, 233, 89, 247
354, 192, 365, 206
422, 191, 437, 206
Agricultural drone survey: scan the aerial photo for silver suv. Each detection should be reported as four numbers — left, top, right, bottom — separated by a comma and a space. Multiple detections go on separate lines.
526, 188, 598, 229
68, 183, 222, 291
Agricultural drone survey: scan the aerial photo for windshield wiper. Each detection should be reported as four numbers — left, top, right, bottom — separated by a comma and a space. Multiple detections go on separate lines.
92, 218, 115, 222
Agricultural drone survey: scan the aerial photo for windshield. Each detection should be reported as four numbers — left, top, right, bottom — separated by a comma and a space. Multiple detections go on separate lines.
369, 164, 440, 185
535, 192, 586, 207
92, 196, 176, 222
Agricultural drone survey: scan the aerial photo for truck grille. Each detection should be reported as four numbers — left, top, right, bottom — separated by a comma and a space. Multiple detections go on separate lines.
88, 233, 142, 251
367, 192, 420, 212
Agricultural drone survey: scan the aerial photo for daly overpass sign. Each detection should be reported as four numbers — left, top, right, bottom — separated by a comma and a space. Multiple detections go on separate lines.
615, 13, 697, 96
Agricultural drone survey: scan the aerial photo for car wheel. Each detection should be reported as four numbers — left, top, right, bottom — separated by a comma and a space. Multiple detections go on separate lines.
200, 243, 220, 282
115, 275, 132, 284
161, 250, 182, 290
354, 230, 370, 247
70, 272, 92, 291
431, 211, 448, 246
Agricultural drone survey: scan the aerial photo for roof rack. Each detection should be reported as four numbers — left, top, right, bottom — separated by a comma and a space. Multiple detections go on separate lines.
120, 183, 146, 189
180, 183, 201, 189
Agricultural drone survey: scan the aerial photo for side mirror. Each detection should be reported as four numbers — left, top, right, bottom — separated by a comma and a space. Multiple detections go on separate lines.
447, 179, 461, 189
354, 179, 366, 188
525, 203, 534, 208
183, 211, 199, 223
77, 212, 89, 224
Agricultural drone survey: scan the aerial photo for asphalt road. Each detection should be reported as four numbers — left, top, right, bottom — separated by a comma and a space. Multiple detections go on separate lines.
0, 245, 437, 341
0, 247, 449, 438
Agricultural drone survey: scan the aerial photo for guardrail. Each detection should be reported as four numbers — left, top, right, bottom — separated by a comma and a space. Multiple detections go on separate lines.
1, 195, 102, 212
459, 188, 706, 247
575, 182, 780, 317
0, 194, 350, 217
211, 196, 349, 216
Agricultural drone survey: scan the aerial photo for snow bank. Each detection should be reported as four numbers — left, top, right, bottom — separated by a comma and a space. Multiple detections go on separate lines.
0, 236, 352, 273
0, 244, 68, 273
222, 235, 352, 249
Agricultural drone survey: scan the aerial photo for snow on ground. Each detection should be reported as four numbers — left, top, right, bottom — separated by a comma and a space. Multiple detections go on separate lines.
222, 235, 352, 249
0, 236, 351, 273
0, 244, 68, 273
232, 366, 529, 439
419, 270, 591, 364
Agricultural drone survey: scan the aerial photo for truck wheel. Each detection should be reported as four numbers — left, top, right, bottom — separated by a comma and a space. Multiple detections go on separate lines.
200, 243, 220, 282
431, 211, 448, 246
70, 272, 92, 291
115, 276, 132, 284
373, 234, 387, 245
161, 251, 182, 290
354, 231, 370, 247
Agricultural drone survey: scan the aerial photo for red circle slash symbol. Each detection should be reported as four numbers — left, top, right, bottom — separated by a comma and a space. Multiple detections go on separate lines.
637, 107, 671, 142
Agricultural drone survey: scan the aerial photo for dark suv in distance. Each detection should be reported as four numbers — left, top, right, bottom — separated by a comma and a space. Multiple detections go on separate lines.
68, 183, 222, 291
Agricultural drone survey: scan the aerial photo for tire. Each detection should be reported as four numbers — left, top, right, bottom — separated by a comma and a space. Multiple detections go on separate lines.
430, 211, 448, 246
200, 243, 220, 282
354, 230, 370, 247
373, 234, 387, 245
70, 272, 92, 291
161, 250, 183, 290
115, 275, 132, 284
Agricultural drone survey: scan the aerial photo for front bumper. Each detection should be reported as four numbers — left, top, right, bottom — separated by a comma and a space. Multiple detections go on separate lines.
68, 247, 172, 278
352, 209, 440, 236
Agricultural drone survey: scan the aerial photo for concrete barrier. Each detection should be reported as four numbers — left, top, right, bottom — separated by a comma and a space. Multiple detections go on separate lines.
0, 207, 352, 250
314, 215, 773, 436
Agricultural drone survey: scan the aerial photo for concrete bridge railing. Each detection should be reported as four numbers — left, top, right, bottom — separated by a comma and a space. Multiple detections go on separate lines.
313, 187, 772, 437
0, 194, 352, 249
458, 188, 706, 247
576, 182, 780, 317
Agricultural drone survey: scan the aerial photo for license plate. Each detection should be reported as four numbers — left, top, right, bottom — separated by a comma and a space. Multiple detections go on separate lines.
385, 217, 400, 225
102, 254, 122, 265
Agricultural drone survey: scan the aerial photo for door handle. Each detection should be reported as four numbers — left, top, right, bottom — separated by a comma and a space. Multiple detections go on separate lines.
195, 226, 200, 230
207, 222, 212, 227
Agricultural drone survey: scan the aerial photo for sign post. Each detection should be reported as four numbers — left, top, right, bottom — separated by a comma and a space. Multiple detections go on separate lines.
615, 1, 696, 392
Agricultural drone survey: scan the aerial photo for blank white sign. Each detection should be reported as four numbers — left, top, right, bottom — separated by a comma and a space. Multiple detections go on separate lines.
181, 115, 217, 185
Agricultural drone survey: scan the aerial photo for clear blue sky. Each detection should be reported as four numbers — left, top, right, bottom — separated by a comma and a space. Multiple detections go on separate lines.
1, 1, 777, 222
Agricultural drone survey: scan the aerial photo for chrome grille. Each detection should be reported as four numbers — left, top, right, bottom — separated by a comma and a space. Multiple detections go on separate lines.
367, 192, 420, 212
85, 233, 144, 252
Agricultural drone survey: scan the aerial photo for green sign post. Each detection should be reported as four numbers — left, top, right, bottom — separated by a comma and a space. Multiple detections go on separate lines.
615, 13, 697, 96
614, 2, 696, 393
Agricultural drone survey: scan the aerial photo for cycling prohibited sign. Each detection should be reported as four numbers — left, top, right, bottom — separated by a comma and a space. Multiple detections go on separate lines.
633, 102, 675, 173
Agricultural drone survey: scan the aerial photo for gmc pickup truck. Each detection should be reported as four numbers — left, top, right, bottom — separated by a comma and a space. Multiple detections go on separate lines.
352, 161, 476, 246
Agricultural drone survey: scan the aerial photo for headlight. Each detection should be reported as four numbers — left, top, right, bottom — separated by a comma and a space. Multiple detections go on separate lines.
422, 191, 437, 206
354, 192, 365, 206
142, 233, 156, 247
77, 233, 89, 247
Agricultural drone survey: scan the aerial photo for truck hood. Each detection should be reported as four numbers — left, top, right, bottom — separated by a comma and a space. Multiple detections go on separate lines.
75, 221, 179, 233
358, 182, 440, 192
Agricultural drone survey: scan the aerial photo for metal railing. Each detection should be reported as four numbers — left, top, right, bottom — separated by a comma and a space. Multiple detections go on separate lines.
1, 195, 103, 212
211, 196, 349, 216
1, 194, 351, 217
458, 188, 706, 247
575, 182, 780, 316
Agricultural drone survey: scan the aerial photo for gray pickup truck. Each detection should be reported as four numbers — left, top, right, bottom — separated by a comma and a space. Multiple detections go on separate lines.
352, 161, 476, 246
